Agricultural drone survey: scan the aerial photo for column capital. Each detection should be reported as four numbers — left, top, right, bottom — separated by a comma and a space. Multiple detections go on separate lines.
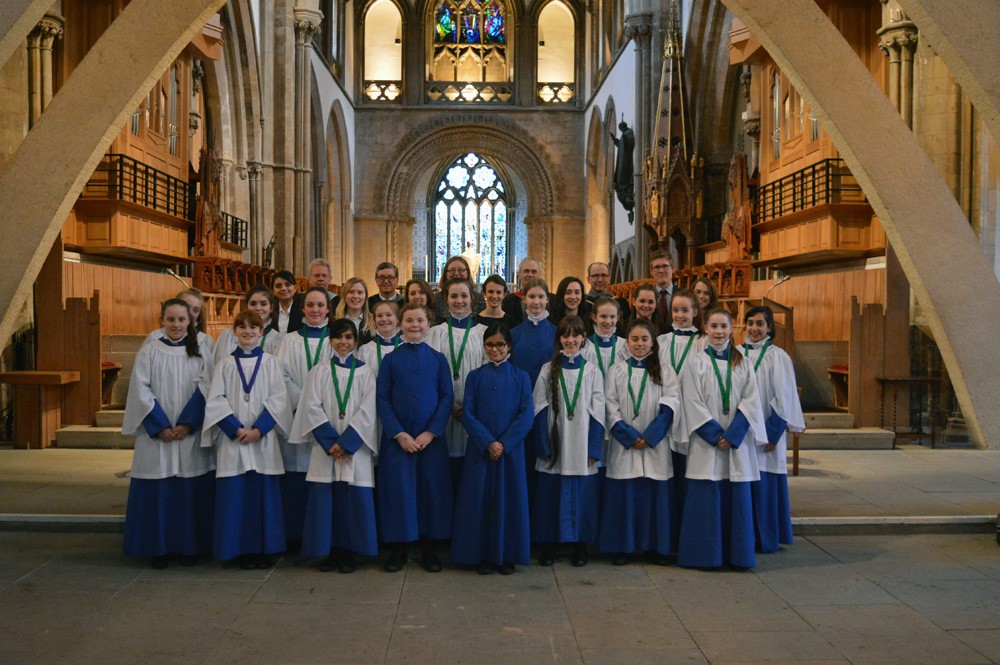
293, 8, 324, 43
32, 13, 65, 41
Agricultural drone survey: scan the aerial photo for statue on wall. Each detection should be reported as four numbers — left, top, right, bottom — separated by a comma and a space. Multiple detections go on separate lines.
611, 119, 635, 224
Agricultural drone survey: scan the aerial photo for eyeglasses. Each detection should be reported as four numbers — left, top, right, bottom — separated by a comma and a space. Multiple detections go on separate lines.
484, 342, 508, 350
589, 273, 610, 279
446, 269, 468, 276
650, 264, 673, 272
375, 275, 397, 282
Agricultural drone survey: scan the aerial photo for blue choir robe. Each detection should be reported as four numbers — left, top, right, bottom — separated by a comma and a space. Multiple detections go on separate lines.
744, 338, 805, 552
511, 315, 556, 493
531, 355, 605, 544
276, 323, 332, 541
121, 337, 214, 558
597, 356, 680, 556
451, 359, 534, 566
376, 340, 454, 542
289, 354, 379, 558
677, 345, 767, 569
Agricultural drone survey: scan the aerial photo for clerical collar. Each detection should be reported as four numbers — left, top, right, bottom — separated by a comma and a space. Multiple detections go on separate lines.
627, 354, 650, 368
526, 312, 548, 324
490, 357, 509, 368
673, 328, 698, 337
333, 353, 360, 368
707, 343, 729, 360
448, 314, 471, 328
744, 338, 768, 349
594, 332, 616, 345
159, 335, 186, 347
233, 345, 263, 358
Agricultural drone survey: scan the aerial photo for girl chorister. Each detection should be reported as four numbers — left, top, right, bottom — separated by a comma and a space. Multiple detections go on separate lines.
743, 306, 804, 553
532, 315, 605, 568
122, 298, 214, 568
582, 297, 631, 377
214, 285, 283, 366
597, 320, 680, 565
276, 286, 333, 549
290, 319, 378, 573
337, 277, 375, 346
677, 309, 766, 570
356, 300, 401, 370
376, 303, 454, 573
428, 278, 487, 488
451, 324, 534, 575
144, 289, 215, 357
203, 310, 292, 569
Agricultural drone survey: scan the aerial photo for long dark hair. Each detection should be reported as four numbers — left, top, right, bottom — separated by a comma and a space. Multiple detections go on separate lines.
625, 319, 663, 386
704, 308, 743, 368
161, 298, 201, 358
546, 315, 588, 468
549, 276, 591, 330
745, 305, 776, 339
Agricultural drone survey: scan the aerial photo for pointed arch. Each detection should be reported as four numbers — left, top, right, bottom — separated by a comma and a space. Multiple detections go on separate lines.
326, 100, 353, 282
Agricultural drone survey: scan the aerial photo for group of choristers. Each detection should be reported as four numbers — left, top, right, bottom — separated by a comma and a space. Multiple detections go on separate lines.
122, 276, 804, 575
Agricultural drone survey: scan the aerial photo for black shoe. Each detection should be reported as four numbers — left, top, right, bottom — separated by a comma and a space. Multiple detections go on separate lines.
646, 551, 673, 566
497, 563, 516, 576
151, 555, 169, 569
238, 555, 255, 570
319, 555, 339, 573
421, 549, 442, 573
256, 555, 275, 569
383, 548, 408, 573
612, 553, 629, 566
476, 561, 494, 575
571, 544, 588, 567
338, 552, 357, 574
285, 540, 302, 555
538, 547, 555, 566
179, 554, 199, 567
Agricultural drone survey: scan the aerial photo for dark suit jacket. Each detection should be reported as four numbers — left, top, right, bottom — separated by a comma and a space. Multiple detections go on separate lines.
367, 293, 404, 313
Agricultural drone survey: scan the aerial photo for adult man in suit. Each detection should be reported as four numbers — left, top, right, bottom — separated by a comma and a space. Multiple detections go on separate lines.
649, 249, 675, 335
501, 257, 543, 328
307, 257, 341, 312
368, 261, 404, 312
585, 261, 630, 336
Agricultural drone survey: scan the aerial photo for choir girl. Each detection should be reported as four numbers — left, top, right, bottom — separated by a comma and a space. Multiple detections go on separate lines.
376, 303, 455, 573
404, 277, 436, 324
597, 320, 680, 565
532, 315, 605, 567
203, 309, 292, 569
548, 276, 592, 330
143, 288, 214, 356
428, 278, 487, 487
290, 319, 378, 573
357, 300, 401, 370
451, 323, 534, 575
476, 274, 508, 327
743, 305, 804, 553
273, 270, 304, 335
630, 283, 658, 324
336, 277, 375, 345
214, 284, 283, 366
677, 308, 766, 570
122, 298, 214, 568
276, 286, 333, 549
582, 296, 631, 380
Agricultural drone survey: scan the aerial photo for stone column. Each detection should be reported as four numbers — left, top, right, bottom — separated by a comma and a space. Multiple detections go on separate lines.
524, 215, 586, 285
26, 12, 63, 126
293, 6, 322, 274
353, 215, 414, 284
877, 6, 917, 128
246, 160, 263, 263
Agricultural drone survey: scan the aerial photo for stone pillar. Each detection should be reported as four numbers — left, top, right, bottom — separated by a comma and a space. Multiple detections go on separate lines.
353, 215, 414, 284
246, 160, 263, 263
292, 6, 322, 274
524, 215, 586, 285
26, 11, 63, 126
624, 16, 652, 277
877, 5, 917, 128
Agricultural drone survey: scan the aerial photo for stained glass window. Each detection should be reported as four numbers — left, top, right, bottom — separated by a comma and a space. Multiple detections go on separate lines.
431, 0, 509, 94
433, 153, 511, 282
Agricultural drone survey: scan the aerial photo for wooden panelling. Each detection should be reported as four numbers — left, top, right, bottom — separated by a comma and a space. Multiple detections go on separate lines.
751, 267, 885, 342
66, 202, 190, 262
62, 260, 190, 336
758, 205, 880, 264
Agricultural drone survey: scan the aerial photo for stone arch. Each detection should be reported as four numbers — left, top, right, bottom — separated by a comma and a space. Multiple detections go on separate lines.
584, 108, 610, 267
325, 100, 353, 283
721, 0, 1000, 447
380, 114, 560, 219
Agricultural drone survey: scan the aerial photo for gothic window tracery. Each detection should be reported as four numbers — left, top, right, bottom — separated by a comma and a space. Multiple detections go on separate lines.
428, 0, 512, 103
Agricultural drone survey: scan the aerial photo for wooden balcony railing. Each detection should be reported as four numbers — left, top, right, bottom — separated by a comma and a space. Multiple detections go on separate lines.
757, 158, 866, 224
80, 153, 192, 220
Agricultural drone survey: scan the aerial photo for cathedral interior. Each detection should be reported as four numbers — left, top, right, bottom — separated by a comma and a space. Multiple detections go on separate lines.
1, 0, 999, 451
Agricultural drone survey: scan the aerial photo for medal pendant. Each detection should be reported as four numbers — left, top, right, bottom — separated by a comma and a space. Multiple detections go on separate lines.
244, 393, 250, 403
338, 411, 345, 420
723, 407, 729, 415
453, 373, 459, 380
568, 413, 575, 421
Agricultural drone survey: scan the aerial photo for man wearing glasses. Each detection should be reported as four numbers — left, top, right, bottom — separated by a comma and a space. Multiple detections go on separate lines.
307, 257, 341, 312
585, 261, 630, 335
368, 261, 404, 312
649, 249, 675, 335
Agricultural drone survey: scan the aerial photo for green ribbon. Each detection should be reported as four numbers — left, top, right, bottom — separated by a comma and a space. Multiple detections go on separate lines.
447, 318, 472, 379
670, 333, 696, 374
376, 334, 400, 367
627, 363, 649, 418
302, 326, 328, 370
590, 334, 617, 379
330, 356, 357, 420
559, 358, 586, 421
744, 338, 772, 372
706, 347, 733, 415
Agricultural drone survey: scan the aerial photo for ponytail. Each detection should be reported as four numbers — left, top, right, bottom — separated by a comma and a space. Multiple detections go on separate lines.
547, 353, 562, 470
161, 298, 202, 359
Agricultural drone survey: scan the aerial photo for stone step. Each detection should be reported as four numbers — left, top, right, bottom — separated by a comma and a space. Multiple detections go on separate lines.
94, 409, 125, 428
55, 426, 135, 450
798, 427, 895, 450
803, 411, 855, 429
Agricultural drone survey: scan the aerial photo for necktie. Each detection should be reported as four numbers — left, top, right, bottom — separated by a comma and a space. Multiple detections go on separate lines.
657, 288, 669, 321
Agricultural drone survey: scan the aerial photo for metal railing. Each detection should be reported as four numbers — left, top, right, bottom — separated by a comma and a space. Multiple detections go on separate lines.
81, 153, 192, 220
221, 211, 248, 247
756, 158, 865, 224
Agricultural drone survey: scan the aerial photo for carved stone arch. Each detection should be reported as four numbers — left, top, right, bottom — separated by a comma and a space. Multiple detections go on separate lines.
325, 100, 353, 281
380, 114, 560, 218
586, 107, 602, 174
585, 107, 610, 266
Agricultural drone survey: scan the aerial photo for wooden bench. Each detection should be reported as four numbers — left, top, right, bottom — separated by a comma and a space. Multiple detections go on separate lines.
0, 371, 81, 449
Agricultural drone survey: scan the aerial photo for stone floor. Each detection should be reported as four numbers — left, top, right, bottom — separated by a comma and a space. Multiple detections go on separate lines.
1, 531, 999, 664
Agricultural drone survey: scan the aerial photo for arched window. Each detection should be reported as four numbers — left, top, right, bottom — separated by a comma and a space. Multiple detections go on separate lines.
536, 1, 575, 104
428, 0, 512, 104
433, 153, 510, 282
363, 0, 402, 101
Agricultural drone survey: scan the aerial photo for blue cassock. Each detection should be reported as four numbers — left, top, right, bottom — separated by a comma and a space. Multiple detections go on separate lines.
511, 317, 556, 497
451, 361, 534, 566
376, 341, 454, 542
